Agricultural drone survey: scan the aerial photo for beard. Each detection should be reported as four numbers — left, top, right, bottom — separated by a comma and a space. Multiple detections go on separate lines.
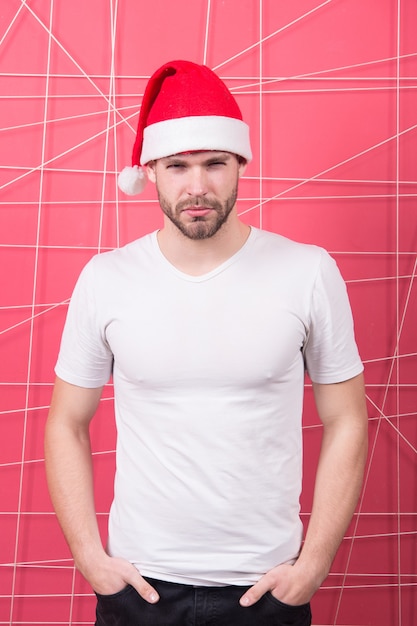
157, 186, 238, 240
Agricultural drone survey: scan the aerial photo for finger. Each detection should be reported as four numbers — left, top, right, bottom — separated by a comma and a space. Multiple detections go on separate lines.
128, 570, 160, 604
239, 577, 273, 607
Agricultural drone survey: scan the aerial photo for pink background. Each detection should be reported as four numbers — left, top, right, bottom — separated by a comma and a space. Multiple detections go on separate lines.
1, 1, 416, 624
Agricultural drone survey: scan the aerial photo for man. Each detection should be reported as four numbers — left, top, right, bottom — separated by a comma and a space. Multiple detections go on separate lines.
45, 60, 368, 626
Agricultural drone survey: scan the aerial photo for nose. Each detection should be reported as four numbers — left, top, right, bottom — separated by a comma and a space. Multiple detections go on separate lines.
186, 166, 208, 197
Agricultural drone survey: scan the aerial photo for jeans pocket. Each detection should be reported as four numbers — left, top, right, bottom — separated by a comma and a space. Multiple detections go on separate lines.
95, 584, 133, 601
95, 585, 138, 626
264, 592, 312, 625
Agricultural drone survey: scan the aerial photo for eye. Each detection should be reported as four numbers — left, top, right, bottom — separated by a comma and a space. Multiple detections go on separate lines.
207, 160, 226, 168
166, 163, 184, 169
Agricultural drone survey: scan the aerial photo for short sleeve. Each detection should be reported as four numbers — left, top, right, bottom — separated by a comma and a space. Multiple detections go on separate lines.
303, 250, 363, 384
55, 259, 113, 388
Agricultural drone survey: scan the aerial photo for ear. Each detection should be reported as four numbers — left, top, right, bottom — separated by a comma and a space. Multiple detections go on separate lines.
237, 157, 247, 178
145, 161, 156, 183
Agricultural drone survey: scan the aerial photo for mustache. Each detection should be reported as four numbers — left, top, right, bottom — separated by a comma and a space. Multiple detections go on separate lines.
177, 197, 221, 211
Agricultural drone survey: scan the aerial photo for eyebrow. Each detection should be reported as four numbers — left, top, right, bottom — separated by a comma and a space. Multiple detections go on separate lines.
163, 152, 232, 165
204, 153, 232, 164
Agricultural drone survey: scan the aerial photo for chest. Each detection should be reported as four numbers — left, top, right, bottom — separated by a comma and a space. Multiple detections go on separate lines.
104, 275, 309, 389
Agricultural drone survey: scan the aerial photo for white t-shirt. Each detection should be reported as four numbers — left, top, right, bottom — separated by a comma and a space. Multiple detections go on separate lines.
55, 227, 363, 586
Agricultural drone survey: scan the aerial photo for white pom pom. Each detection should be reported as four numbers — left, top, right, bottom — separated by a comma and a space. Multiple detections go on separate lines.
118, 165, 147, 195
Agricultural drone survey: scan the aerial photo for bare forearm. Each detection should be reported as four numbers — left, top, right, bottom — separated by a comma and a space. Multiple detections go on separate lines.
295, 416, 368, 586
44, 418, 105, 569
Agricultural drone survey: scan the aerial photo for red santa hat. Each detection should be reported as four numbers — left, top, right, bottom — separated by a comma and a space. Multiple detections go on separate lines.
118, 60, 252, 195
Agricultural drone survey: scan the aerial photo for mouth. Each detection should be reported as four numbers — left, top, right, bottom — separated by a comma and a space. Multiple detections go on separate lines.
181, 207, 214, 218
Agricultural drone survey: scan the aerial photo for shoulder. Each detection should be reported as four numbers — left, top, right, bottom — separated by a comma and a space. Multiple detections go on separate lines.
251, 228, 331, 271
70, 233, 157, 300
82, 232, 156, 276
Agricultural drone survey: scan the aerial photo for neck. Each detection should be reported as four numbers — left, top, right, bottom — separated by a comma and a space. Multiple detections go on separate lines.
157, 211, 250, 276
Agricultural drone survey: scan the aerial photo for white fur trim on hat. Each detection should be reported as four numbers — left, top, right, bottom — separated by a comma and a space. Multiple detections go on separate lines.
117, 165, 147, 195
140, 115, 252, 165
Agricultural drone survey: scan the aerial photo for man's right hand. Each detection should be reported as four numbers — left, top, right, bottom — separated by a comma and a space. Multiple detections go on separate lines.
80, 553, 160, 604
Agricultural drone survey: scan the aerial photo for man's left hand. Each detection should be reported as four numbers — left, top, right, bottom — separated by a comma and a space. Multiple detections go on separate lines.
239, 562, 319, 608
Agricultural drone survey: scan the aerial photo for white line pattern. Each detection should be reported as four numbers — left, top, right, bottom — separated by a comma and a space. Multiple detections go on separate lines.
0, 1, 416, 625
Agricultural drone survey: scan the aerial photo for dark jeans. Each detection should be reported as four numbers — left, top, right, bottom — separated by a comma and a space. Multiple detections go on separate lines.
95, 576, 312, 626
